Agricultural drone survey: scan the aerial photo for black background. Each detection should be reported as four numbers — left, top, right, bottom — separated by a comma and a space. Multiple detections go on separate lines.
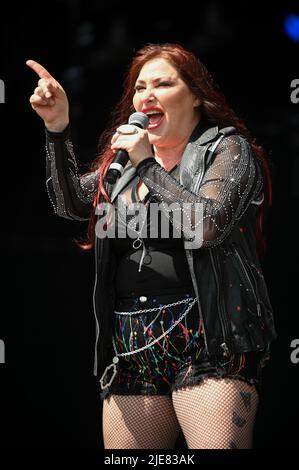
1, 0, 298, 455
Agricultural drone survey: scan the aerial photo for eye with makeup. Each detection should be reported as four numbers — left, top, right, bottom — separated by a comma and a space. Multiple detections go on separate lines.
133, 86, 144, 92
134, 81, 173, 92
157, 81, 173, 87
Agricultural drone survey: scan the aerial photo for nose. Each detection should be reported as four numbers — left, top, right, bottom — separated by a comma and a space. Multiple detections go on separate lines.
141, 86, 156, 104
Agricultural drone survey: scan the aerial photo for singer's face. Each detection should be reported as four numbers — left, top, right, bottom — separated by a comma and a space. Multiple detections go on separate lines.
133, 58, 200, 148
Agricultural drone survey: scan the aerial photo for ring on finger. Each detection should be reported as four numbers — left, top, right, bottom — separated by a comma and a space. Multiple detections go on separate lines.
116, 124, 139, 135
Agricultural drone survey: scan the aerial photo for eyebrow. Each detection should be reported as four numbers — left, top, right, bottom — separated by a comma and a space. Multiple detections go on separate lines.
135, 76, 174, 84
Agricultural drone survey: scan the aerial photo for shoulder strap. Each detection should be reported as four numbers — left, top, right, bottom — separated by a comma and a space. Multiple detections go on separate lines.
206, 126, 237, 167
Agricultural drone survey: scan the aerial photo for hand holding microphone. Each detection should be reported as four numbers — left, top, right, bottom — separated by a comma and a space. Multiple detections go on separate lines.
106, 112, 152, 184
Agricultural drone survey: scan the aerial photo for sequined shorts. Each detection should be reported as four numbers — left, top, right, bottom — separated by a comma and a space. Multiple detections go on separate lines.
100, 292, 270, 400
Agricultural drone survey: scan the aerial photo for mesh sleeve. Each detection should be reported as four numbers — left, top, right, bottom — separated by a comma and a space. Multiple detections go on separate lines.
45, 125, 99, 221
136, 135, 263, 248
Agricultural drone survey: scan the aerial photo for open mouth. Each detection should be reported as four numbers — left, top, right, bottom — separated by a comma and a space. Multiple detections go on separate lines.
144, 110, 164, 130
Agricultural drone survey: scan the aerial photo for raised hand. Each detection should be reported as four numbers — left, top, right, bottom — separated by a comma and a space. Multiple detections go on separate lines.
26, 60, 69, 132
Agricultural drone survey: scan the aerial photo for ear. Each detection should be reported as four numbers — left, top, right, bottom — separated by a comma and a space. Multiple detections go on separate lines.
193, 96, 201, 107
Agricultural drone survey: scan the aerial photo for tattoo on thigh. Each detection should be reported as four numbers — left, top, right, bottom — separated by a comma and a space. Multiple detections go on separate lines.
232, 412, 247, 428
240, 391, 252, 411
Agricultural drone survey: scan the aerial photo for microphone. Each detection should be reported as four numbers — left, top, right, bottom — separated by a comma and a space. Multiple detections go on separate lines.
105, 112, 149, 185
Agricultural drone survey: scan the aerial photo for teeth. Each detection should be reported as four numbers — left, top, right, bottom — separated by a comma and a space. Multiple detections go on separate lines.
146, 110, 162, 115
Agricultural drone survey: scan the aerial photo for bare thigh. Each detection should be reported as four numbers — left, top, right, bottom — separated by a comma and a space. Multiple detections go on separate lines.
102, 394, 181, 449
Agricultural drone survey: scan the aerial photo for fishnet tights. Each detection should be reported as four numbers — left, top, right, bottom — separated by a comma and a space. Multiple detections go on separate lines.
103, 394, 180, 449
102, 378, 259, 449
172, 377, 259, 449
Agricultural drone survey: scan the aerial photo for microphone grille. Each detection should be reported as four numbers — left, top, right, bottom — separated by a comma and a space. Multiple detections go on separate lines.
128, 112, 149, 129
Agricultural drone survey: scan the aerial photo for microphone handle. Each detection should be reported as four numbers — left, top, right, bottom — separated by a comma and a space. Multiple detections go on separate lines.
105, 121, 144, 185
105, 149, 128, 185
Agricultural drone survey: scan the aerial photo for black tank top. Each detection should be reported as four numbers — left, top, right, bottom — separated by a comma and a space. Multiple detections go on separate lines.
110, 163, 194, 298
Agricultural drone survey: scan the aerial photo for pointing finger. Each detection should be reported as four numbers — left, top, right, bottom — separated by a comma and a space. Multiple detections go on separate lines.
26, 59, 52, 79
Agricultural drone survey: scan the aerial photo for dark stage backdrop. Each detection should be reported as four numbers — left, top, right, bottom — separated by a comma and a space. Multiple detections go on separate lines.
1, 0, 298, 457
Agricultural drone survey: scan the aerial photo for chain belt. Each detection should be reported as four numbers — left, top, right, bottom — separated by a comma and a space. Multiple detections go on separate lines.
99, 296, 198, 390
114, 296, 195, 315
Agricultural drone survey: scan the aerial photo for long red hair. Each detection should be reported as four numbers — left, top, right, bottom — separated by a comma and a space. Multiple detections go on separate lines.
78, 43, 272, 257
